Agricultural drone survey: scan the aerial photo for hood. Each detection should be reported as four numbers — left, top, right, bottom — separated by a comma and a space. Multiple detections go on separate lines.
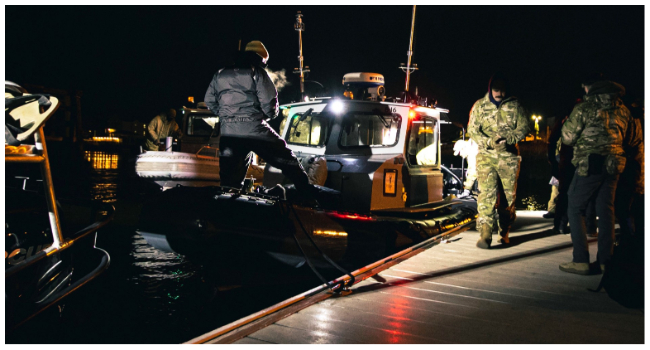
587, 80, 625, 97
488, 72, 509, 95
585, 80, 626, 107
488, 72, 510, 107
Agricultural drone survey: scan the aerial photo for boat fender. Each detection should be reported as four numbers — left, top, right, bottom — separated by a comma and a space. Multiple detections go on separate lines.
302, 156, 327, 186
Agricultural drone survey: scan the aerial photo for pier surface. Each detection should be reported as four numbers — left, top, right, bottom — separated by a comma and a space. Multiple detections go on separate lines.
205, 211, 645, 344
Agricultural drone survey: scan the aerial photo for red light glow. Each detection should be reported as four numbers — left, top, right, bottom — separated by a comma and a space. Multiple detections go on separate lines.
408, 110, 416, 119
327, 212, 375, 221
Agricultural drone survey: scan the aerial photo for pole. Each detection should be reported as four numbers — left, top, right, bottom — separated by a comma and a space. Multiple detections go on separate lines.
405, 5, 416, 92
294, 12, 309, 101
299, 29, 304, 96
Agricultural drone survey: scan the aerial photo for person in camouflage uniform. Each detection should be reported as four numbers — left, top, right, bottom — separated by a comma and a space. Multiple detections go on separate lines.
468, 73, 530, 249
559, 76, 641, 275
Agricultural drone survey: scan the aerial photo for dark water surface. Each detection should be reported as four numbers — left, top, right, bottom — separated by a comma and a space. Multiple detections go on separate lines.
7, 144, 321, 344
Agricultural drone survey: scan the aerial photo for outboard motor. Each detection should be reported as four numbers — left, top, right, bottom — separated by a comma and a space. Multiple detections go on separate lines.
342, 73, 386, 101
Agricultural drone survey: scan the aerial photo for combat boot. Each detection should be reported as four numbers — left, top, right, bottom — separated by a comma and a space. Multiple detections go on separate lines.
476, 224, 492, 249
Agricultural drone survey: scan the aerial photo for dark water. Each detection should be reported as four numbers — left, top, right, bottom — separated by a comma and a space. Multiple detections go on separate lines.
7, 144, 321, 344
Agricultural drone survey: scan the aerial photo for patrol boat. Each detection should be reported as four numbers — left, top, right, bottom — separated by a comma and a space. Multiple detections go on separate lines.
136, 72, 477, 277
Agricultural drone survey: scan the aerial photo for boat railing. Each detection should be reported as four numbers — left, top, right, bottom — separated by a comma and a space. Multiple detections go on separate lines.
5, 125, 115, 277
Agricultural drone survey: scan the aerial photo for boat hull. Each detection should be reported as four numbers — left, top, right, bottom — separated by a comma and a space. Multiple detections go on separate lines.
137, 186, 477, 271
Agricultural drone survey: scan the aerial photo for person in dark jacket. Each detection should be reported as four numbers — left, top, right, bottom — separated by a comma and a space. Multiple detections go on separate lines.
204, 41, 316, 200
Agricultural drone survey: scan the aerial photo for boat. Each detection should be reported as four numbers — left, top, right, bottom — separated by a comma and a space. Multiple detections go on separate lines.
5, 83, 113, 332
137, 83, 477, 272
134, 104, 264, 190
137, 9, 476, 284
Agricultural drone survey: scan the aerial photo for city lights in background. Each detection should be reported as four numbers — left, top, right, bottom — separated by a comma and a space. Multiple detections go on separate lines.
532, 115, 542, 140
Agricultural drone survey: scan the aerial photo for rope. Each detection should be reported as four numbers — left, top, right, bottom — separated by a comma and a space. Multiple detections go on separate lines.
287, 203, 356, 290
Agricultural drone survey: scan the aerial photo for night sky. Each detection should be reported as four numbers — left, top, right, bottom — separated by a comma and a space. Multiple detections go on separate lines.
5, 5, 645, 128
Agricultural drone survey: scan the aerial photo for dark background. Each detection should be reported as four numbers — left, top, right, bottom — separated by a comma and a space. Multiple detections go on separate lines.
5, 5, 645, 128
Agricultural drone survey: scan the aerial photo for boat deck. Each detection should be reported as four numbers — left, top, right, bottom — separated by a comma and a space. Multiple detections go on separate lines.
197, 211, 644, 344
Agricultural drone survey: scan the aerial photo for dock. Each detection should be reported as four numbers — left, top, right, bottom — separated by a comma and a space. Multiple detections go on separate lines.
188, 211, 644, 344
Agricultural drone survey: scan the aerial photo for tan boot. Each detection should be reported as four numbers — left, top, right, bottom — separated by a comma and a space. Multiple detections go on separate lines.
476, 224, 492, 249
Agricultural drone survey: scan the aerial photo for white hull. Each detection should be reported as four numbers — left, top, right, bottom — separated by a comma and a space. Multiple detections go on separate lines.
135, 151, 265, 190
135, 151, 220, 181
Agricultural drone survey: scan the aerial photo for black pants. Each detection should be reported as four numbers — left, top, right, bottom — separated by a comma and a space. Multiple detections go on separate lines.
615, 179, 644, 240
219, 118, 311, 193
567, 165, 619, 265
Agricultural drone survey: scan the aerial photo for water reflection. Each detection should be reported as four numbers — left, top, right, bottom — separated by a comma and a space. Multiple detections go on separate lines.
85, 151, 119, 203
85, 151, 119, 170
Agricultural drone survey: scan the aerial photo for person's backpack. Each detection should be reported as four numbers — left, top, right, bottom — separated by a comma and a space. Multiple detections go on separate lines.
591, 234, 644, 308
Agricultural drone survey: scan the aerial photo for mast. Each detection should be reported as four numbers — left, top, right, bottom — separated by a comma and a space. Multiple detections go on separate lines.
400, 5, 418, 94
294, 11, 310, 101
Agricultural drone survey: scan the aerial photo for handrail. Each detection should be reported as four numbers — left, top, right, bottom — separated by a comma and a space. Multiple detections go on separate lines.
186, 217, 475, 344
5, 205, 115, 278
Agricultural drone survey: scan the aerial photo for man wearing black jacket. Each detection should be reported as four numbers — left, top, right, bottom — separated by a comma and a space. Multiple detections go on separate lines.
204, 41, 315, 199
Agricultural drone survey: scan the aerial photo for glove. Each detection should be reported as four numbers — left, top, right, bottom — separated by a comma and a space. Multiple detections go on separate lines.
491, 134, 507, 151
504, 131, 518, 145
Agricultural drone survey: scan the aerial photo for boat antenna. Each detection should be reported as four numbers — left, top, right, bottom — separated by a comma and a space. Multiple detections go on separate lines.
399, 5, 418, 95
293, 11, 310, 101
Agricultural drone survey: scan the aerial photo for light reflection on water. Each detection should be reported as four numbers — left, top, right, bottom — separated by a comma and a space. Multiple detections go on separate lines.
129, 233, 204, 316
130, 233, 195, 280
85, 150, 204, 314
86, 151, 120, 203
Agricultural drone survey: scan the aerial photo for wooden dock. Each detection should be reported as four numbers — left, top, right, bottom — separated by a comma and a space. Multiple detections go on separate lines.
190, 211, 644, 344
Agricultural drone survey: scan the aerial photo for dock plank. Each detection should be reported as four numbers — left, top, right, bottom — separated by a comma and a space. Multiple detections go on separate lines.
230, 211, 643, 344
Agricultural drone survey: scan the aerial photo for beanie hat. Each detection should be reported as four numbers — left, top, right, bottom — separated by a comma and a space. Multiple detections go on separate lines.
244, 41, 269, 64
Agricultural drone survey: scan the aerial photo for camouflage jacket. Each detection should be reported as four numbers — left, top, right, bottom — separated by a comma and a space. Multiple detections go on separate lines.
621, 116, 644, 193
561, 81, 637, 176
467, 93, 529, 156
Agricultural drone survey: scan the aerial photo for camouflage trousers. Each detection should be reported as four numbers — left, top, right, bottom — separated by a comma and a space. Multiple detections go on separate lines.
476, 152, 521, 235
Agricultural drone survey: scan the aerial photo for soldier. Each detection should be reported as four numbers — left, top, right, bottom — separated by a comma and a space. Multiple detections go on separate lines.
468, 73, 530, 249
559, 75, 640, 275
144, 108, 182, 152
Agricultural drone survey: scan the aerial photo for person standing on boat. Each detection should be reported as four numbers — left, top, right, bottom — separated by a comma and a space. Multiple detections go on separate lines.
559, 75, 640, 275
204, 41, 317, 201
468, 72, 530, 249
144, 108, 182, 152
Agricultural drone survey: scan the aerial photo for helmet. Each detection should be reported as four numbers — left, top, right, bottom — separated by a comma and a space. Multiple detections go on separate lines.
244, 41, 269, 64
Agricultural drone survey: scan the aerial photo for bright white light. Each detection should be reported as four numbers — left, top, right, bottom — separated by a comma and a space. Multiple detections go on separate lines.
330, 100, 344, 114
304, 96, 310, 102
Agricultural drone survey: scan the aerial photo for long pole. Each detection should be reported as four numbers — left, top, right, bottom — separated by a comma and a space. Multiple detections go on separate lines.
294, 11, 307, 100
299, 29, 304, 96
405, 5, 416, 92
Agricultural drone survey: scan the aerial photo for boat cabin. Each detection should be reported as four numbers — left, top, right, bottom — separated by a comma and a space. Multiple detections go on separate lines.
263, 98, 450, 214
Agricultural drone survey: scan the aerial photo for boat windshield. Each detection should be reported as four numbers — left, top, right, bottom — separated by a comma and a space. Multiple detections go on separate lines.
286, 112, 330, 147
407, 116, 439, 166
187, 115, 218, 136
339, 113, 401, 148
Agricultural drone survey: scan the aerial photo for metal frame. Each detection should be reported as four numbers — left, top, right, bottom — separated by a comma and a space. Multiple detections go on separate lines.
5, 126, 115, 277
